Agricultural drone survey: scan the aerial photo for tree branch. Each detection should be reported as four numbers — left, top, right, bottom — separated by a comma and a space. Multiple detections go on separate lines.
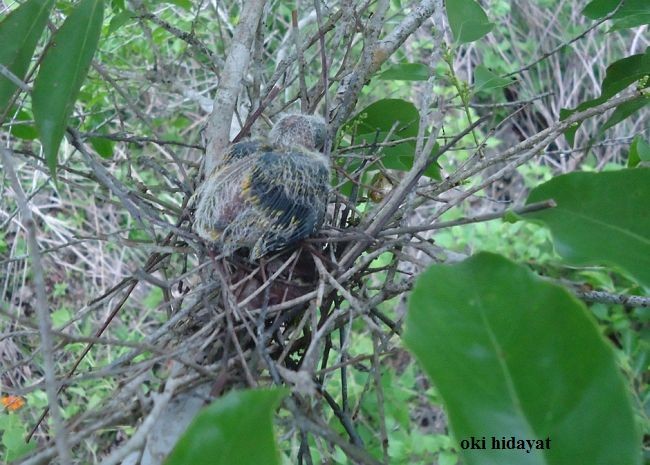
1, 148, 71, 460
204, 0, 267, 173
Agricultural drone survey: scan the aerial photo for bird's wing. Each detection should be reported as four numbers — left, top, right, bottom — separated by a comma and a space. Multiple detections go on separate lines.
222, 139, 268, 164
249, 149, 330, 255
193, 151, 262, 240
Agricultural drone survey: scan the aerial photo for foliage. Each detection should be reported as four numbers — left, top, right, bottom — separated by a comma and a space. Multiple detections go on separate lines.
560, 48, 650, 145
0, 0, 648, 464
0, 0, 53, 114
165, 389, 286, 465
523, 169, 650, 288
406, 252, 640, 465
446, 0, 494, 44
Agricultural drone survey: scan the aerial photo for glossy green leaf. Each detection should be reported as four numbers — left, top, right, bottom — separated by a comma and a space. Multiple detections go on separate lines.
473, 65, 513, 92
568, 50, 649, 114
445, 0, 494, 44
523, 169, 650, 288
0, 0, 54, 114
33, 0, 104, 176
405, 252, 641, 465
378, 63, 431, 81
627, 137, 650, 168
379, 142, 440, 179
164, 388, 287, 465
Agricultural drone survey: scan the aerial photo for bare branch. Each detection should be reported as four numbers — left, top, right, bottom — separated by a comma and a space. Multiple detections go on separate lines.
330, 0, 438, 130
204, 0, 267, 173
572, 289, 650, 308
1, 148, 71, 460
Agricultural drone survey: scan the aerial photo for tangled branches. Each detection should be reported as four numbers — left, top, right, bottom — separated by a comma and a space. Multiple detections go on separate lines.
1, 0, 647, 463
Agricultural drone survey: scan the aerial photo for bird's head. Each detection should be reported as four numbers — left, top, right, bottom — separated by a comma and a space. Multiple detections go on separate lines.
269, 114, 328, 152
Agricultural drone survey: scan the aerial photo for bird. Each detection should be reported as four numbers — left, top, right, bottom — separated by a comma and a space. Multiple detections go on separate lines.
193, 114, 330, 259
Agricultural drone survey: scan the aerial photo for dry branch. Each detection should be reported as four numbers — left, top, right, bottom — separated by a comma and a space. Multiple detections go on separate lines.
205, 0, 267, 173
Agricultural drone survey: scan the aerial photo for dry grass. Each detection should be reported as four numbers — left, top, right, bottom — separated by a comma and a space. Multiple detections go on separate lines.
0, 0, 647, 463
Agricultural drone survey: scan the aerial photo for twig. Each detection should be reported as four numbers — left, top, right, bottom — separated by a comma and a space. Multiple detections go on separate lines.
292, 9, 309, 112
337, 114, 492, 270
371, 333, 389, 465
379, 199, 557, 237
139, 12, 223, 70
80, 131, 204, 149
1, 147, 71, 460
572, 289, 650, 308
27, 279, 139, 441
312, 0, 330, 116
330, 0, 438, 130
0, 63, 31, 93
98, 367, 181, 465
204, 0, 267, 173
504, 5, 620, 78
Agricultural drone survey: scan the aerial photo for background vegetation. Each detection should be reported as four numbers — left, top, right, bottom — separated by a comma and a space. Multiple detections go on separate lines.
0, 0, 648, 464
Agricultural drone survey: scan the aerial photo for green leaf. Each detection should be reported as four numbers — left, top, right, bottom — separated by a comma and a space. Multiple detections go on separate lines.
598, 50, 649, 101
582, 0, 648, 20
345, 99, 419, 137
343, 99, 440, 179
598, 95, 650, 135
90, 136, 114, 158
127, 228, 150, 241
380, 142, 441, 179
143, 287, 163, 310
560, 49, 649, 145
609, 14, 650, 32
559, 108, 579, 146
51, 307, 72, 327
523, 169, 650, 288
107, 9, 134, 35
0, 414, 36, 462
163, 0, 191, 10
0, 0, 54, 114
473, 65, 512, 93
378, 63, 431, 81
9, 109, 38, 140
628, 136, 650, 168
610, 0, 650, 20
502, 210, 519, 224
33, 0, 105, 176
445, 0, 494, 44
582, 0, 621, 19
405, 252, 641, 465
165, 389, 287, 465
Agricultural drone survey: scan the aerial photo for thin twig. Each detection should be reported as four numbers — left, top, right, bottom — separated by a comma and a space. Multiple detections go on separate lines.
1, 147, 71, 460
572, 289, 650, 308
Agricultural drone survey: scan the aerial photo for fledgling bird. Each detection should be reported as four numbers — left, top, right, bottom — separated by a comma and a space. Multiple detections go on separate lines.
193, 114, 329, 259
